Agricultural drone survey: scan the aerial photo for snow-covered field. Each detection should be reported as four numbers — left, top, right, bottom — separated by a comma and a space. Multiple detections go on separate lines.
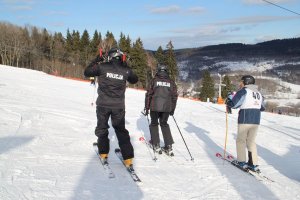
0, 65, 299, 200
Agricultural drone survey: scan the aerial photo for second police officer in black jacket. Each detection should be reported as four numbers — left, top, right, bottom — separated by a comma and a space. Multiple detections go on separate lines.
84, 47, 138, 168
144, 65, 178, 156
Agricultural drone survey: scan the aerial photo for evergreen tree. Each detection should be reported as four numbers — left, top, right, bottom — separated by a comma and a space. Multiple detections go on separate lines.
41, 28, 51, 59
51, 32, 65, 61
118, 32, 131, 54
221, 75, 234, 98
130, 38, 147, 88
80, 30, 90, 50
21, 26, 31, 67
103, 31, 117, 52
65, 29, 73, 53
80, 29, 91, 65
165, 41, 178, 81
155, 46, 165, 65
90, 30, 101, 54
199, 70, 215, 101
72, 30, 81, 52
125, 35, 131, 53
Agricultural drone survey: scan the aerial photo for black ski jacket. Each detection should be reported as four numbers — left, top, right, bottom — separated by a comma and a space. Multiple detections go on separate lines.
145, 71, 178, 112
84, 59, 138, 109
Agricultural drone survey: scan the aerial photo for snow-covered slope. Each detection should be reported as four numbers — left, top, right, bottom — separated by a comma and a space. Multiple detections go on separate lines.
0, 65, 299, 200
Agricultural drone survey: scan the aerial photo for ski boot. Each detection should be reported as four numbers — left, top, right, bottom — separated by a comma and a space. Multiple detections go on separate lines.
153, 144, 162, 154
124, 158, 133, 168
232, 160, 248, 169
163, 145, 174, 156
247, 164, 260, 173
99, 153, 108, 164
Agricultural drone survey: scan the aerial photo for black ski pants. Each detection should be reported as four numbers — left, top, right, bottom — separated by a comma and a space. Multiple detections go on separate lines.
149, 111, 174, 147
95, 106, 134, 160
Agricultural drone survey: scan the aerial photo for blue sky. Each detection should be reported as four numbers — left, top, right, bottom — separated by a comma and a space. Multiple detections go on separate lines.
0, 0, 299, 50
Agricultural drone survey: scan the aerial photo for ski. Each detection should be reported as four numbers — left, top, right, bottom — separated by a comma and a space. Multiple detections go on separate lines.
139, 136, 177, 157
138, 136, 159, 161
139, 136, 183, 164
93, 143, 115, 178
161, 147, 174, 157
216, 152, 275, 183
114, 148, 142, 183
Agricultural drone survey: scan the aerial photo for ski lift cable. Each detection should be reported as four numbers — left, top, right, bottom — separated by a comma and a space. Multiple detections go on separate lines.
261, 0, 300, 16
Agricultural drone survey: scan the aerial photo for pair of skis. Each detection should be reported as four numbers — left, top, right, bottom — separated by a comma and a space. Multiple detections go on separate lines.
215, 152, 275, 183
93, 143, 141, 183
139, 136, 175, 160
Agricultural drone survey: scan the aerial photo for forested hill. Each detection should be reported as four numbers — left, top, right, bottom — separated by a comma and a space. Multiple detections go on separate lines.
175, 37, 300, 59
174, 37, 300, 82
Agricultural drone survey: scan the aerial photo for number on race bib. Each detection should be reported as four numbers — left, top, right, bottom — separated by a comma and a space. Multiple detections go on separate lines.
252, 92, 260, 100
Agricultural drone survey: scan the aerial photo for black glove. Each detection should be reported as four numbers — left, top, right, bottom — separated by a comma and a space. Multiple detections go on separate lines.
170, 110, 174, 116
94, 55, 103, 63
90, 79, 95, 85
226, 99, 233, 107
143, 108, 149, 116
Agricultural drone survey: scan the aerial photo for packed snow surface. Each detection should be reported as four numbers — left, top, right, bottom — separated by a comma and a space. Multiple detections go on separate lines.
0, 65, 299, 200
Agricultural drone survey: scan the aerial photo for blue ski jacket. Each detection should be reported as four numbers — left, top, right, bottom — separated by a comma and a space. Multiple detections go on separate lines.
228, 85, 265, 125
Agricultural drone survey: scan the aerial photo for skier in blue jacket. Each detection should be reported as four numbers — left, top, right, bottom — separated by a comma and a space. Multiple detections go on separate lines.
227, 75, 265, 172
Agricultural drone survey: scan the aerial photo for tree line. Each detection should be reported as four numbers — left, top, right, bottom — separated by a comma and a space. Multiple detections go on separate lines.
0, 21, 235, 100
0, 22, 178, 89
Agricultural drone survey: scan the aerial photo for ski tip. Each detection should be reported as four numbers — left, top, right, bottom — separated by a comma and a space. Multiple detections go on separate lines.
93, 142, 98, 146
115, 148, 121, 153
215, 153, 222, 157
109, 174, 116, 179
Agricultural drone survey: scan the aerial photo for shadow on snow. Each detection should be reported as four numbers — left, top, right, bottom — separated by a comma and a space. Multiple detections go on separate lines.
0, 136, 34, 154
184, 122, 279, 200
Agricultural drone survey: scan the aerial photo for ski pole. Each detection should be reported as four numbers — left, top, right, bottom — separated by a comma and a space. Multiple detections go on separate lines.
223, 108, 229, 160
91, 81, 96, 106
141, 111, 157, 161
172, 116, 194, 161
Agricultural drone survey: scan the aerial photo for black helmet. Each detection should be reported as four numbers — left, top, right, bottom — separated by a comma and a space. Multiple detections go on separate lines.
157, 64, 168, 72
108, 47, 124, 60
241, 75, 255, 85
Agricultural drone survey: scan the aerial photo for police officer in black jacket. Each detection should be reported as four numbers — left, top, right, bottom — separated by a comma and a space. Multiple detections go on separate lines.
84, 47, 138, 167
144, 64, 178, 156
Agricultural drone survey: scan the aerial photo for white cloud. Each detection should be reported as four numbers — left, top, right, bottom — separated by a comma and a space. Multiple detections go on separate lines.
163, 15, 299, 37
220, 26, 241, 33
187, 7, 205, 14
253, 35, 278, 43
1, 0, 34, 11
48, 22, 65, 27
148, 5, 205, 15
2, 0, 34, 4
149, 5, 180, 14
242, 0, 295, 5
214, 15, 300, 25
143, 31, 237, 50
44, 11, 68, 16
11, 5, 32, 10
142, 13, 299, 49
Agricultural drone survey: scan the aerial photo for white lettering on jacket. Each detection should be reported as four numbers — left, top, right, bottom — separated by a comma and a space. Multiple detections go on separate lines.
157, 81, 170, 87
106, 72, 123, 80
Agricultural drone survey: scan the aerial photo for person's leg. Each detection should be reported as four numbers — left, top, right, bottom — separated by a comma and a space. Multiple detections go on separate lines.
246, 125, 259, 165
111, 108, 134, 160
159, 112, 174, 146
236, 124, 249, 162
149, 111, 160, 146
95, 106, 111, 156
